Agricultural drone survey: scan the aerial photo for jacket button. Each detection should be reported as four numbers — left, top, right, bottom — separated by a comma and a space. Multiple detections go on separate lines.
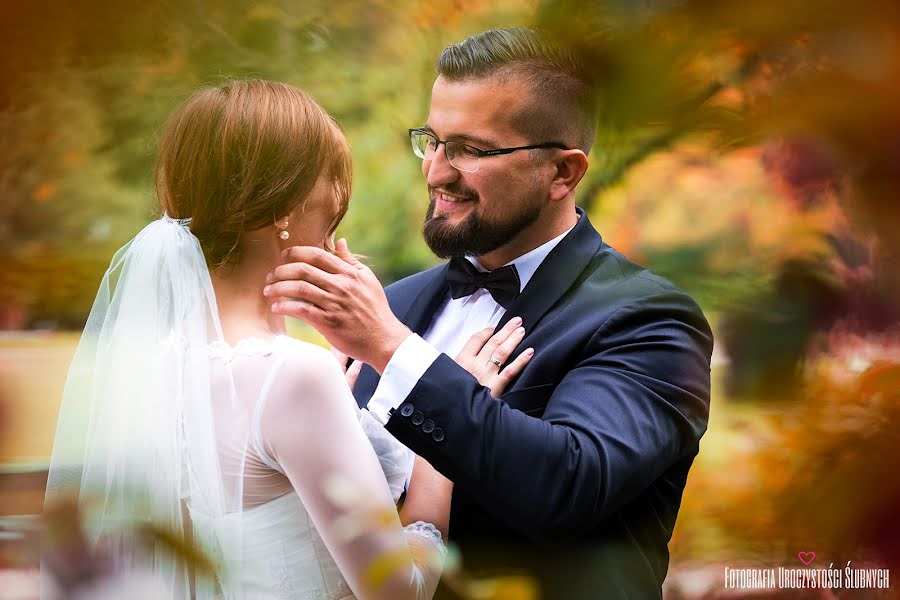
422, 419, 435, 434
399, 403, 414, 417
431, 427, 445, 442
411, 411, 425, 426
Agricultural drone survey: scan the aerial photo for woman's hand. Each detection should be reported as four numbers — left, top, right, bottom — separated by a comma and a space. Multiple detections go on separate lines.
330, 347, 363, 391
454, 317, 534, 397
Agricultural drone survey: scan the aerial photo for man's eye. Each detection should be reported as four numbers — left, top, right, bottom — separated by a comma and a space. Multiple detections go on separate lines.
459, 145, 481, 158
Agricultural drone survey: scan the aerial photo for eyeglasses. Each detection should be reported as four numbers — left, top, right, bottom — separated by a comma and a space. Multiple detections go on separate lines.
409, 128, 569, 173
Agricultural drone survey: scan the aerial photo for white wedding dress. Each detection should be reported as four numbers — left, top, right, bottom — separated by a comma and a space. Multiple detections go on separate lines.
193, 334, 438, 600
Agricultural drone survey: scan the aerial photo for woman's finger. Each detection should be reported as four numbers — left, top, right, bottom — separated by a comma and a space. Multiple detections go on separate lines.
457, 327, 495, 359
493, 347, 535, 395
477, 316, 523, 359
345, 359, 363, 391
331, 346, 350, 372
488, 325, 526, 367
334, 238, 366, 270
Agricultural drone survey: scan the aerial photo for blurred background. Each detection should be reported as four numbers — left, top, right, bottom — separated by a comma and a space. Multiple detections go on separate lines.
1, 0, 899, 598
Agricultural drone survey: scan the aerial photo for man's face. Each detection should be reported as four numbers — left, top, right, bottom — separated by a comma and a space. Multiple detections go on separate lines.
421, 75, 551, 259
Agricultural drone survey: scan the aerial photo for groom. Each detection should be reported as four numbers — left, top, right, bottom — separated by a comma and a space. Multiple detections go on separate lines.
268, 28, 712, 599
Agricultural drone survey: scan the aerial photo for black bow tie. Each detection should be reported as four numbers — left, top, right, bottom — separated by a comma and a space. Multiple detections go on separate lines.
445, 257, 521, 309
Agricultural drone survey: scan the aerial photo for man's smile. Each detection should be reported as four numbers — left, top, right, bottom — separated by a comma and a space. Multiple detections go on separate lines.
432, 189, 475, 215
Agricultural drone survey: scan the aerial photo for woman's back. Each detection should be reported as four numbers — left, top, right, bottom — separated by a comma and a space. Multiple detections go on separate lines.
195, 335, 412, 599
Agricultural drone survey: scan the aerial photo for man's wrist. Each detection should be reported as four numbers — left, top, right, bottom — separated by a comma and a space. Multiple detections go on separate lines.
370, 323, 413, 375
365, 334, 440, 424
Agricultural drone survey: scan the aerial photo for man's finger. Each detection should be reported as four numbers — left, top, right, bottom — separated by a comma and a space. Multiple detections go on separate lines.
270, 298, 328, 324
334, 238, 366, 269
264, 280, 335, 307
281, 245, 356, 276
267, 261, 344, 293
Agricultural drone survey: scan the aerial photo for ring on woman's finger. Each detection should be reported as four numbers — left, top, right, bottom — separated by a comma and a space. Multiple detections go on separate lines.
488, 357, 503, 367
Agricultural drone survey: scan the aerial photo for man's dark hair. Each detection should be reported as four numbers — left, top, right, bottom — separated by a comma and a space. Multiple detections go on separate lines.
437, 28, 598, 154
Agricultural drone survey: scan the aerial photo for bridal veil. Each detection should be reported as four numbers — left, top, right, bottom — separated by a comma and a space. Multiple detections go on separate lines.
44, 214, 238, 598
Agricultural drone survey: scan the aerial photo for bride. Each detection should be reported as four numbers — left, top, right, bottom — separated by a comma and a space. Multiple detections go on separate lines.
43, 80, 528, 599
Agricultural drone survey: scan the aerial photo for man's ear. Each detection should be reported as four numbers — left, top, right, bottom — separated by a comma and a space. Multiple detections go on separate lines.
549, 149, 589, 203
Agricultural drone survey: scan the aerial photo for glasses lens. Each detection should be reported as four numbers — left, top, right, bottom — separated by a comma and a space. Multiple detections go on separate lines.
445, 142, 480, 173
411, 131, 436, 159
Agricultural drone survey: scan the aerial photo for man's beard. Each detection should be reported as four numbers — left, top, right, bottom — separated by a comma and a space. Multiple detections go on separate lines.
422, 185, 543, 259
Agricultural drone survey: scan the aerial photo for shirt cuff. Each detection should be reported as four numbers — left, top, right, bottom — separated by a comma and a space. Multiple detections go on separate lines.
365, 333, 440, 425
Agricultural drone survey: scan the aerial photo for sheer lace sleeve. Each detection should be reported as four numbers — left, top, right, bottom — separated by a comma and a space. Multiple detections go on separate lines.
258, 342, 445, 600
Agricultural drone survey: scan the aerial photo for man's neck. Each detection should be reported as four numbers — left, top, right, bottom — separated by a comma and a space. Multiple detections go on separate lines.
475, 205, 578, 271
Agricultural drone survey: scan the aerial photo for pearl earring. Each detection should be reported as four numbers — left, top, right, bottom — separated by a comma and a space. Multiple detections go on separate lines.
276, 219, 290, 241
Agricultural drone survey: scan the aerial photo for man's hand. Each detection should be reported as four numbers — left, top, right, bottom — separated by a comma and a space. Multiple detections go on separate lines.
265, 238, 411, 373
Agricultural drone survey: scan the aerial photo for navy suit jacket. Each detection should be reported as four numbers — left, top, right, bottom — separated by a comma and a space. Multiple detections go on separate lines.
353, 208, 712, 599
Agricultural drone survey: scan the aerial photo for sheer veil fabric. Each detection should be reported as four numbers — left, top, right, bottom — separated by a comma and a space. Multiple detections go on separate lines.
44, 215, 443, 599
45, 215, 234, 597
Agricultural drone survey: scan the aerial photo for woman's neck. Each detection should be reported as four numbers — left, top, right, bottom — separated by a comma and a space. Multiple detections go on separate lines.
211, 243, 286, 345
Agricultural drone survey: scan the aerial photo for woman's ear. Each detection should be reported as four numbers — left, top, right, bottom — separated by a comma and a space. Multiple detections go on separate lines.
549, 149, 589, 203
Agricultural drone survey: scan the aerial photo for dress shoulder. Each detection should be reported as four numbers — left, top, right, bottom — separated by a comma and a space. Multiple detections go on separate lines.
273, 336, 347, 384
263, 336, 356, 414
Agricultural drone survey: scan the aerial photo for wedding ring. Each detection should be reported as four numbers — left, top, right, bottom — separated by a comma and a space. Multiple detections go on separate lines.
488, 357, 502, 367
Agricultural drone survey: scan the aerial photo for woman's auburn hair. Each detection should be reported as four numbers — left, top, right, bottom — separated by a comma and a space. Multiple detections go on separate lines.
155, 79, 352, 271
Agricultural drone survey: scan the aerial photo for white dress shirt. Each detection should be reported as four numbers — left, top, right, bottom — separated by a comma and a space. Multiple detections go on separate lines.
366, 225, 574, 424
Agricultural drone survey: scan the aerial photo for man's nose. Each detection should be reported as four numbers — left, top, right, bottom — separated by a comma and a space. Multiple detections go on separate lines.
423, 143, 459, 187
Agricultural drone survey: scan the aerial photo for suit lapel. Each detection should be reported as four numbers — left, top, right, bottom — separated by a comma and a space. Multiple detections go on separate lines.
397, 264, 451, 335
495, 206, 603, 332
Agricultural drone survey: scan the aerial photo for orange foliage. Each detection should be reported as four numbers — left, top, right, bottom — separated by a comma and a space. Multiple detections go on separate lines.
31, 182, 57, 203
678, 333, 900, 568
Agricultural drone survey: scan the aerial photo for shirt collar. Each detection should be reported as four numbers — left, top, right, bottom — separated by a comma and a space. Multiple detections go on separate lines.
467, 224, 575, 293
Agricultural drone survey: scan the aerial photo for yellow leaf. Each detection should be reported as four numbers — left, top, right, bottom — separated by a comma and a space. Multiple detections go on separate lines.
465, 575, 540, 600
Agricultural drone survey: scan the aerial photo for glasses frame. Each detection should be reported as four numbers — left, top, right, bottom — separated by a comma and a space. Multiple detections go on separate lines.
408, 128, 569, 172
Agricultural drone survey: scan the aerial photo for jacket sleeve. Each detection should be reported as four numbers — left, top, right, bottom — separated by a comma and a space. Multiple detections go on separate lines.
385, 290, 712, 540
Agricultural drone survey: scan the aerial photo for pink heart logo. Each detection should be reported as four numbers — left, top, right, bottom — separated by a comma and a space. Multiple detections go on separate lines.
798, 551, 816, 565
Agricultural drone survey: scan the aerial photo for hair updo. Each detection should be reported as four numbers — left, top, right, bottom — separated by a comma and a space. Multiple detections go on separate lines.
155, 79, 352, 271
